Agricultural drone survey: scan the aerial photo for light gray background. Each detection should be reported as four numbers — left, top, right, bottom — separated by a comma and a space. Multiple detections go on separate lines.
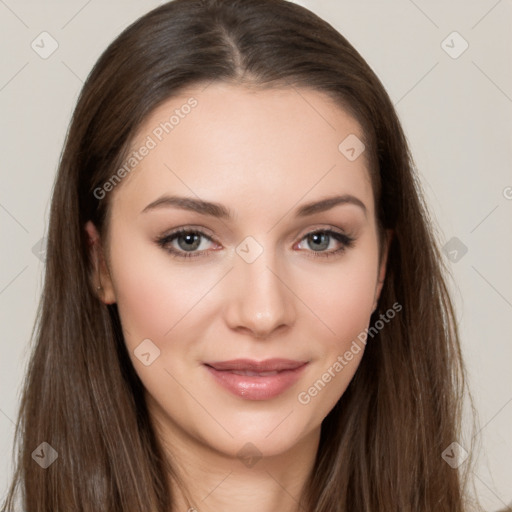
0, 0, 511, 510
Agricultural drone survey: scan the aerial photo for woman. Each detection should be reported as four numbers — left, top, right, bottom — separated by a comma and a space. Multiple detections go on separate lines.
1, 0, 480, 510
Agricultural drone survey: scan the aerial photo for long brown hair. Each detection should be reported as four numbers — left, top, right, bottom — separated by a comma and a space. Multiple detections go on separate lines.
2, 0, 480, 510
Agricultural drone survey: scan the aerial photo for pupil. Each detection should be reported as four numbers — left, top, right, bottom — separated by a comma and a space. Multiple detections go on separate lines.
309, 232, 329, 251
179, 233, 200, 251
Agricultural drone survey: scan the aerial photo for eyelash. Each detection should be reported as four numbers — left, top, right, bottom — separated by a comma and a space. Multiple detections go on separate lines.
155, 227, 355, 260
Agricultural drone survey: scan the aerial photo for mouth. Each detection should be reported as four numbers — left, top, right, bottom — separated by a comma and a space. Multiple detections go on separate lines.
203, 358, 309, 400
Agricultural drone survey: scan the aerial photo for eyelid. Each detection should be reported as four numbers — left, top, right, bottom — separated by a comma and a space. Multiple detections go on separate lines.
157, 226, 218, 244
293, 223, 353, 241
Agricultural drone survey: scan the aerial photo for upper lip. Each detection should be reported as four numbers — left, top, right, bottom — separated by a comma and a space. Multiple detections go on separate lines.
204, 358, 308, 372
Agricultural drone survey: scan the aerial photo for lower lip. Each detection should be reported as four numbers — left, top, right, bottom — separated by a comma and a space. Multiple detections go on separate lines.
204, 364, 308, 400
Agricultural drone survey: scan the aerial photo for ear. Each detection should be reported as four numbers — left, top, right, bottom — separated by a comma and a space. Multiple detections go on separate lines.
84, 220, 116, 304
372, 229, 393, 312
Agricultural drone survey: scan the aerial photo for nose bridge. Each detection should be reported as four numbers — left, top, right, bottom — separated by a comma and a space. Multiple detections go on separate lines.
225, 235, 295, 337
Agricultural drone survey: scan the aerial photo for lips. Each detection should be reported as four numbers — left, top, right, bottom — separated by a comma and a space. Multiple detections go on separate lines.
204, 358, 307, 372
203, 358, 309, 400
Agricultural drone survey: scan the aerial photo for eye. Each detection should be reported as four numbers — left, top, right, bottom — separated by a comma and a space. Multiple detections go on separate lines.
156, 227, 355, 260
155, 228, 218, 259
295, 229, 355, 258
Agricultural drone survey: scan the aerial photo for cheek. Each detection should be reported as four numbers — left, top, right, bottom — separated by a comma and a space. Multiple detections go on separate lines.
296, 249, 379, 348
113, 262, 170, 346
108, 237, 211, 349
294, 253, 378, 420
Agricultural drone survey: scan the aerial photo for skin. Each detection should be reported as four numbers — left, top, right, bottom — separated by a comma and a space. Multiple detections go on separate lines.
86, 82, 389, 512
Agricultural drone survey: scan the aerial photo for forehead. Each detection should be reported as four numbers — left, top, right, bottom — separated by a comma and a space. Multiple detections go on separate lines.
110, 82, 374, 220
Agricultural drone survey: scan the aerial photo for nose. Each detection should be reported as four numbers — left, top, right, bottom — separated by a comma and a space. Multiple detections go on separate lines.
223, 246, 296, 340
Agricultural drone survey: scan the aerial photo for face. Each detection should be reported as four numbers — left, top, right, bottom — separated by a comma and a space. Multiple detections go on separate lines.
86, 82, 388, 460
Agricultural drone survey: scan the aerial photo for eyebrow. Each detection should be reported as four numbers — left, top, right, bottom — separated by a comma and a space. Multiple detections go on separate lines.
141, 194, 367, 218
